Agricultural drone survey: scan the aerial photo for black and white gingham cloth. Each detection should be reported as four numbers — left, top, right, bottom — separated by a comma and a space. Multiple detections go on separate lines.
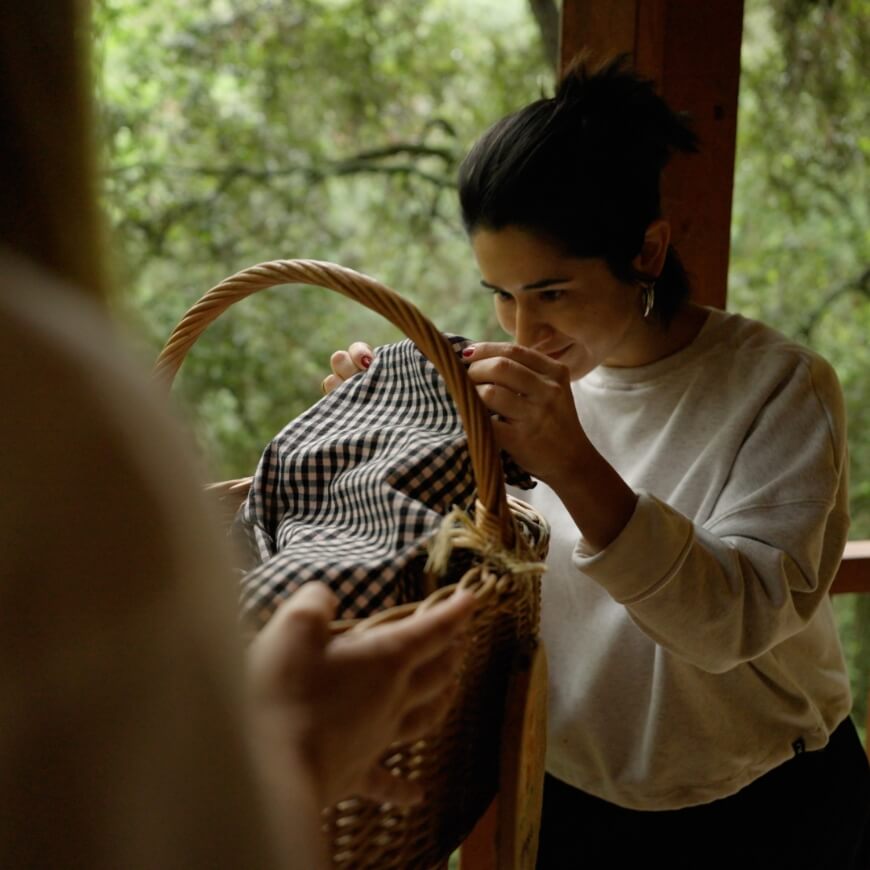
234, 335, 536, 626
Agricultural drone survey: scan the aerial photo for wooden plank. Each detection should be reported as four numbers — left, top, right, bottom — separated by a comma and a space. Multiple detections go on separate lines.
828, 540, 870, 759
559, 0, 637, 71
634, 0, 667, 83
459, 647, 548, 869
496, 646, 548, 869
657, 1, 744, 310
831, 541, 870, 596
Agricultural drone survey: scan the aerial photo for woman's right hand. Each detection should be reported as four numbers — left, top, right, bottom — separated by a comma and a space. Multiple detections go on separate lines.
321, 341, 374, 395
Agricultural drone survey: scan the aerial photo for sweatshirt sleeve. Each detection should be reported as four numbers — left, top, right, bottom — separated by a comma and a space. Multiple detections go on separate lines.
572, 352, 850, 674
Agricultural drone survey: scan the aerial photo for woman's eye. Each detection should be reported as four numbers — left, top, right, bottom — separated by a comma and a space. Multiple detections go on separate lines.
539, 289, 565, 302
491, 289, 513, 302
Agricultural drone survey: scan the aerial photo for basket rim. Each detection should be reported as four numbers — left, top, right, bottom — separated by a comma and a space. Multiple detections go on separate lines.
154, 258, 516, 546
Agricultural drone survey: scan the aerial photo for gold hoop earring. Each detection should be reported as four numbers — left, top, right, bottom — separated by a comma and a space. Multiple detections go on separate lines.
640, 282, 656, 319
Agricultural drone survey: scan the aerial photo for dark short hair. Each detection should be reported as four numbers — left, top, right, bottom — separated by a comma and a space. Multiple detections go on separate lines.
458, 54, 699, 324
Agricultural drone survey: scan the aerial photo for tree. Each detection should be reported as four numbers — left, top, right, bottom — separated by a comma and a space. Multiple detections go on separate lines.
730, 0, 870, 739
95, 0, 550, 478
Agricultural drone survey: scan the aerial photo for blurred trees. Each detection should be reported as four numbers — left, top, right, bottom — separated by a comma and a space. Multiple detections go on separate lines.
95, 0, 868, 736
730, 0, 869, 738
95, 0, 550, 478
732, 0, 869, 528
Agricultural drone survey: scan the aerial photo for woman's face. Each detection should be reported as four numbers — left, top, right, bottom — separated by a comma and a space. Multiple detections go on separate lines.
470, 226, 647, 380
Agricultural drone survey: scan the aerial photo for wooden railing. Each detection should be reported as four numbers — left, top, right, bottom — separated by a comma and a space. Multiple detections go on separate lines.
830, 540, 870, 758
831, 540, 870, 595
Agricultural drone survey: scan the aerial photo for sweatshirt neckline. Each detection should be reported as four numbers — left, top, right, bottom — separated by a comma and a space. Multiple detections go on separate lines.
583, 306, 729, 389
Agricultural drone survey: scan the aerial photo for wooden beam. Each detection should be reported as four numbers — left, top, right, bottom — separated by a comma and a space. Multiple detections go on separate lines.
559, 1, 744, 310
560, 0, 637, 69
831, 540, 870, 596
829, 542, 870, 760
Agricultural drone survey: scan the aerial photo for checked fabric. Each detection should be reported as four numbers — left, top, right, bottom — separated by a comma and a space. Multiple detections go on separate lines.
233, 336, 536, 626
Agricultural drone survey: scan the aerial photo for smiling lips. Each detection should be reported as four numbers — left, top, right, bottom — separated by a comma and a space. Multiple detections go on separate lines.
544, 344, 573, 361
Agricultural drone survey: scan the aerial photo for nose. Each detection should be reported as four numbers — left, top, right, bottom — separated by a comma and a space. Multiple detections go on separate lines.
513, 302, 553, 348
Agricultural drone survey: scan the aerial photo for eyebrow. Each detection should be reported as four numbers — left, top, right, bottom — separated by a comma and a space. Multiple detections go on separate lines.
480, 276, 572, 292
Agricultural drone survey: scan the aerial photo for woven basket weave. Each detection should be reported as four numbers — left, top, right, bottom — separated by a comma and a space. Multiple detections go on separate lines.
153, 260, 549, 869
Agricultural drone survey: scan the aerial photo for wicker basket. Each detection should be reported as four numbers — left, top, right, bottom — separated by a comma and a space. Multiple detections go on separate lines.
153, 260, 549, 869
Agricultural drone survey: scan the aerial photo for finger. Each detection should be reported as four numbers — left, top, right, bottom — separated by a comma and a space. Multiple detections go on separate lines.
270, 582, 339, 641
466, 356, 551, 399
464, 341, 565, 377
283, 580, 339, 613
321, 373, 344, 395
461, 340, 514, 360
329, 590, 473, 683
249, 584, 339, 673
474, 382, 531, 421
330, 350, 363, 381
348, 341, 374, 370
371, 590, 475, 664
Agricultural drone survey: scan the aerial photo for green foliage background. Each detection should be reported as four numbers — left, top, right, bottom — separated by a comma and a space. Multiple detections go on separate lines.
95, 0, 869, 741
95, 0, 549, 479
730, 0, 870, 742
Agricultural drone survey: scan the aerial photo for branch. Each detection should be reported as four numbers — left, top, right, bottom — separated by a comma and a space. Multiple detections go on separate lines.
108, 136, 459, 180
110, 150, 457, 250
341, 144, 457, 164
328, 160, 453, 188
798, 265, 870, 340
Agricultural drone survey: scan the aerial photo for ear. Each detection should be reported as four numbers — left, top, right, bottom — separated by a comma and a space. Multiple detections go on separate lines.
632, 219, 671, 279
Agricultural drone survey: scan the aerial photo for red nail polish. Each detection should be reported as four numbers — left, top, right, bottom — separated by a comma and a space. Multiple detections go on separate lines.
361, 355, 372, 368
462, 346, 475, 358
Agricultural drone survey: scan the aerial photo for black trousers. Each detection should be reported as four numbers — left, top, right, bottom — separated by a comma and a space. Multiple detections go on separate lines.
536, 716, 870, 870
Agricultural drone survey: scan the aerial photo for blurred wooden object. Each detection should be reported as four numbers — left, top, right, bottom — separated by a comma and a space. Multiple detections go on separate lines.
831, 541, 870, 758
459, 646, 548, 870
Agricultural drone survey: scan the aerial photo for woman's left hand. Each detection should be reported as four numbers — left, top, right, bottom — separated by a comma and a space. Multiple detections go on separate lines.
464, 342, 590, 484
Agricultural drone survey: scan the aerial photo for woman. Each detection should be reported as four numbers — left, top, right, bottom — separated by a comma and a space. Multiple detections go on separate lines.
327, 56, 870, 868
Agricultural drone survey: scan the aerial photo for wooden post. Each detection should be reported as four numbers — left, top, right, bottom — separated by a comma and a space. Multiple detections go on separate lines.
560, 1, 744, 310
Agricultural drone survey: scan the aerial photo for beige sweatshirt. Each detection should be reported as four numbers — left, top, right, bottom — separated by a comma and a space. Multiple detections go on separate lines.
520, 306, 852, 810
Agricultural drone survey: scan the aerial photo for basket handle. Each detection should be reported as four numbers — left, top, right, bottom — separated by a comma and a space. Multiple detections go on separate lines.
153, 259, 515, 547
